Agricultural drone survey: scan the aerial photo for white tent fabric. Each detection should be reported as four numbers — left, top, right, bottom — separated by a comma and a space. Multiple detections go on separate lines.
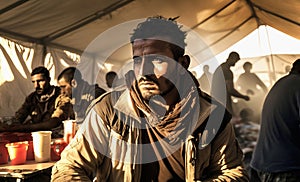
0, 0, 299, 117
0, 37, 78, 116
0, 0, 299, 64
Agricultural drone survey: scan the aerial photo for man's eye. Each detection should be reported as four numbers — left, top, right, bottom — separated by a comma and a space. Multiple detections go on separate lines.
152, 58, 163, 64
133, 57, 142, 64
152, 57, 165, 64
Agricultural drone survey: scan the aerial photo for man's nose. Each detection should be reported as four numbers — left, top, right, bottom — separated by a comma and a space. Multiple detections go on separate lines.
34, 82, 40, 89
138, 57, 154, 77
60, 88, 66, 95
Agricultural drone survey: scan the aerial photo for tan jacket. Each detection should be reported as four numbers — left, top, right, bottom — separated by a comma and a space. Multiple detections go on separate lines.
51, 90, 248, 181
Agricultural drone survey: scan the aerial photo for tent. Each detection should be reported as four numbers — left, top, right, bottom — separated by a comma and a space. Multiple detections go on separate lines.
0, 0, 299, 116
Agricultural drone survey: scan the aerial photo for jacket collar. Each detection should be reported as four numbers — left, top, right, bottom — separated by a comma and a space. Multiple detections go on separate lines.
113, 89, 141, 121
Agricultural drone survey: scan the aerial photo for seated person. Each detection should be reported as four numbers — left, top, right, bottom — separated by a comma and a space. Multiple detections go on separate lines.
233, 108, 260, 175
0, 66, 74, 138
57, 67, 106, 125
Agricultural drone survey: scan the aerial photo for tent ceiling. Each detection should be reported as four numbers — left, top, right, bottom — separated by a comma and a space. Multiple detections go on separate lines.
0, 0, 299, 66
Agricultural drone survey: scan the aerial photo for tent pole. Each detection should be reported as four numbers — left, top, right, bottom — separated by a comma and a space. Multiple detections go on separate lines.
42, 45, 47, 64
264, 26, 276, 85
92, 55, 96, 84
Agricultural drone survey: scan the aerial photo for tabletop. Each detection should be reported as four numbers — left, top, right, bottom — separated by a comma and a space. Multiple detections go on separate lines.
0, 160, 56, 180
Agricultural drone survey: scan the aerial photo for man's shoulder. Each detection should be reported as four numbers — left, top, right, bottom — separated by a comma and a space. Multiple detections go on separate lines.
88, 89, 125, 114
25, 91, 38, 101
94, 90, 124, 106
198, 92, 232, 131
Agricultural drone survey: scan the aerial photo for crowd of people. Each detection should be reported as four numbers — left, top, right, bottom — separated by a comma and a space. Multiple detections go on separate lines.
0, 15, 299, 182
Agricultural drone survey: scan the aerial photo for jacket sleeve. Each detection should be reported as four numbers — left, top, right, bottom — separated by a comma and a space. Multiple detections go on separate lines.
15, 94, 33, 123
51, 109, 110, 181
202, 122, 249, 182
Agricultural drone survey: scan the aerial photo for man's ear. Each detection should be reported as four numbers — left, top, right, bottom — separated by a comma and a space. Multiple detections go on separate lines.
178, 55, 190, 70
178, 55, 190, 75
71, 79, 77, 88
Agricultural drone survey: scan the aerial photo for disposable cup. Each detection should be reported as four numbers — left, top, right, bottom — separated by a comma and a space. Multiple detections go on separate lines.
63, 120, 77, 144
6, 141, 28, 165
31, 131, 52, 162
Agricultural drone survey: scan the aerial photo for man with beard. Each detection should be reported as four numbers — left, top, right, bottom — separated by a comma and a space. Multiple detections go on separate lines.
51, 16, 248, 181
0, 66, 73, 137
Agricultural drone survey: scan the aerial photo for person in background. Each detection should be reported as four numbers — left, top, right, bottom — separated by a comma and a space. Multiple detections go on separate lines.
51, 16, 248, 181
211, 51, 250, 116
57, 67, 106, 125
0, 66, 73, 138
105, 71, 118, 89
198, 64, 212, 94
236, 61, 268, 123
233, 107, 260, 176
250, 59, 300, 181
236, 62, 268, 94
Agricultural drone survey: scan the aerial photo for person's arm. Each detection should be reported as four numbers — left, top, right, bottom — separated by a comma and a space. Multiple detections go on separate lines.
226, 80, 249, 101
0, 95, 73, 132
51, 109, 110, 181
203, 122, 249, 181
51, 133, 100, 182
12, 118, 61, 132
15, 95, 33, 123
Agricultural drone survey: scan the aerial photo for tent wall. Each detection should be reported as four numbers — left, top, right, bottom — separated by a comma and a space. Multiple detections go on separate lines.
0, 37, 78, 117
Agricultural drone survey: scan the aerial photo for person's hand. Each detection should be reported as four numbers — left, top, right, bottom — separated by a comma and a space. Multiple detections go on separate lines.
244, 95, 250, 101
56, 94, 72, 106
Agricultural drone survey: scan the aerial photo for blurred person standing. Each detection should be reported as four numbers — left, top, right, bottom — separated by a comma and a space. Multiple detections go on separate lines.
211, 52, 250, 116
198, 64, 212, 94
236, 62, 268, 123
236, 62, 268, 94
250, 59, 300, 181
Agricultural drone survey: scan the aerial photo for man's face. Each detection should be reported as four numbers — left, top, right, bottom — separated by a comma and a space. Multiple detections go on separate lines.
106, 76, 116, 88
31, 73, 50, 95
132, 39, 178, 100
229, 56, 240, 67
58, 77, 72, 98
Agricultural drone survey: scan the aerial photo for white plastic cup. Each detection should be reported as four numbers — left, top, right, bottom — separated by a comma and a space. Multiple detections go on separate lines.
63, 120, 77, 144
31, 131, 52, 162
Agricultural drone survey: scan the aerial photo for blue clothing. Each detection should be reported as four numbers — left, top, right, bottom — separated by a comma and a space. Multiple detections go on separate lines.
250, 73, 300, 173
72, 80, 105, 124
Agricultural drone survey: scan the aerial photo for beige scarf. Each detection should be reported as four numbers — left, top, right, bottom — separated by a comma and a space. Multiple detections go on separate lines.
129, 71, 201, 141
